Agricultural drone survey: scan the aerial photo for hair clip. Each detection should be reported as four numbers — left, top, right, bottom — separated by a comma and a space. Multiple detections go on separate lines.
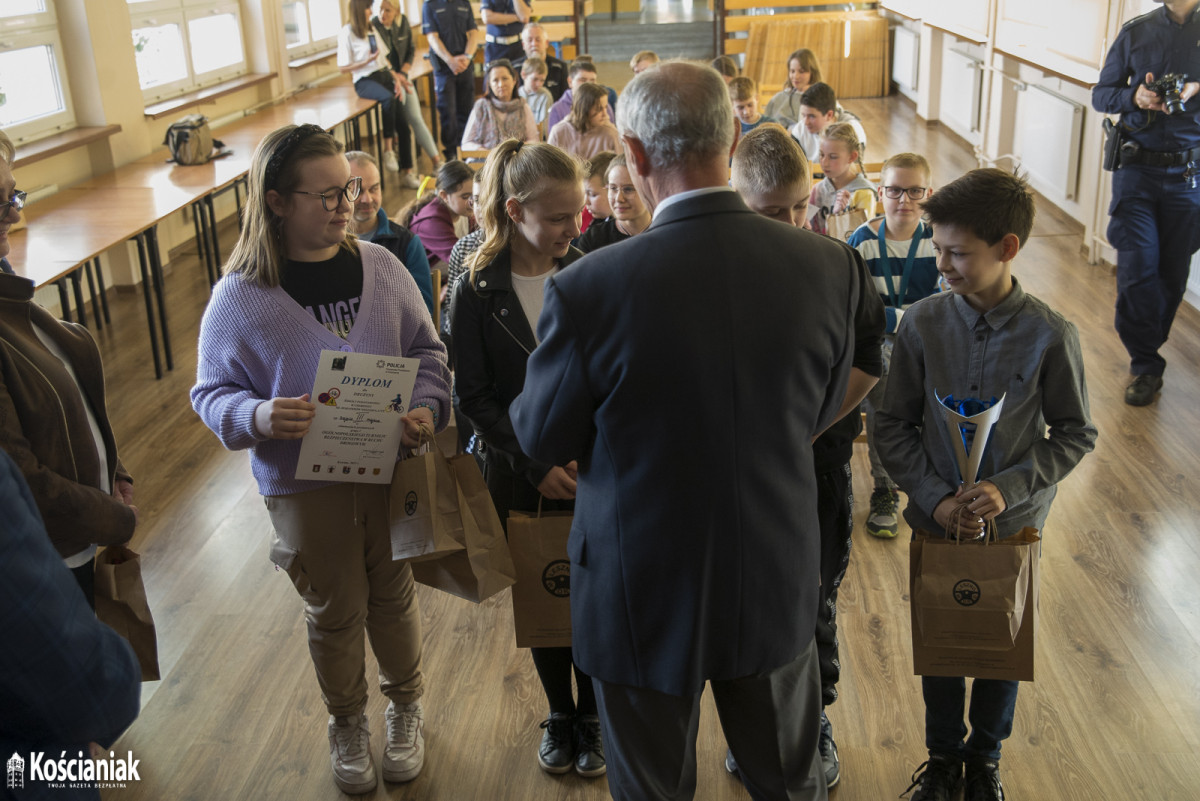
264, 124, 325, 190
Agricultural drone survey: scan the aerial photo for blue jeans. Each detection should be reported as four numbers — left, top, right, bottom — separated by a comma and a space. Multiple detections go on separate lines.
354, 74, 413, 169
922, 676, 1020, 761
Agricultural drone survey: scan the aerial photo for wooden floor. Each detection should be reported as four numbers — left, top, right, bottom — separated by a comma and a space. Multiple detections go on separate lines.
91, 95, 1200, 801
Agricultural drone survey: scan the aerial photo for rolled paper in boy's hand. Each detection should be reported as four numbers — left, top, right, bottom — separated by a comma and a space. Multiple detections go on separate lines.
936, 392, 1006, 488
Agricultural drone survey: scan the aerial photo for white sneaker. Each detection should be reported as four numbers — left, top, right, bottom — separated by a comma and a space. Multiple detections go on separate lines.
328, 713, 377, 794
383, 150, 400, 172
383, 700, 425, 782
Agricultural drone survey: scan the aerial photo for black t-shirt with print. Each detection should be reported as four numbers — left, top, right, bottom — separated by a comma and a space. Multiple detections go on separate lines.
280, 247, 364, 339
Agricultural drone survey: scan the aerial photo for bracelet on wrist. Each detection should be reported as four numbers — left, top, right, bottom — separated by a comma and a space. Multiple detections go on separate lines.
410, 401, 440, 427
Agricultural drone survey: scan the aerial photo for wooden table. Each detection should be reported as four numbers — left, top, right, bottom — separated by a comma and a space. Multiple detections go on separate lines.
7, 78, 384, 378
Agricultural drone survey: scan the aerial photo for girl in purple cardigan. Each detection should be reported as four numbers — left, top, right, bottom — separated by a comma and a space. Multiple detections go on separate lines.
191, 124, 450, 796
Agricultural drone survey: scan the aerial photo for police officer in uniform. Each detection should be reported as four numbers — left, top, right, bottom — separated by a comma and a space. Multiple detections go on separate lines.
1093, 0, 1200, 406
423, 0, 484, 160
481, 0, 530, 64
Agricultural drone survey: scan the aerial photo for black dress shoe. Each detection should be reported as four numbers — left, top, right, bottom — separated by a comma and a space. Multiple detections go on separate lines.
1125, 374, 1163, 406
964, 758, 1005, 801
903, 752, 962, 801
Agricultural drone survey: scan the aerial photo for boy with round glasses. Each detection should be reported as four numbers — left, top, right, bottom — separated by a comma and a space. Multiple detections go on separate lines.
847, 153, 938, 539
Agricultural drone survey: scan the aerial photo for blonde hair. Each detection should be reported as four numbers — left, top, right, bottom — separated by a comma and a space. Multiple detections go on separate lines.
731, 124, 809, 198
882, 152, 932, 184
728, 76, 757, 103
820, 122, 864, 174
568, 82, 608, 133
470, 140, 582, 278
224, 124, 356, 287
521, 55, 548, 77
630, 50, 659, 70
0, 129, 13, 164
784, 48, 822, 91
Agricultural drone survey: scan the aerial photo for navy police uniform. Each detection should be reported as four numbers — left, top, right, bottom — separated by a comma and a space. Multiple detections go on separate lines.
422, 0, 478, 159
1092, 4, 1200, 380
481, 0, 526, 64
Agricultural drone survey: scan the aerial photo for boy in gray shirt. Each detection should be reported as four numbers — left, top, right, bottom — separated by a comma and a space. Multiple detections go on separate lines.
876, 169, 1097, 801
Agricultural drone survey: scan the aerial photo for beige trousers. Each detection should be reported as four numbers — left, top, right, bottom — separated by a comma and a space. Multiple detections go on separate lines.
266, 482, 424, 716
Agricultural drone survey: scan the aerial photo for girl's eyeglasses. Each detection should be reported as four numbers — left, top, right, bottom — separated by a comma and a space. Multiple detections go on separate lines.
293, 177, 362, 211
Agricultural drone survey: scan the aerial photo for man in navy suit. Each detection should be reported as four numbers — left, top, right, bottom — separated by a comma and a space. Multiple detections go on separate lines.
511, 61, 871, 801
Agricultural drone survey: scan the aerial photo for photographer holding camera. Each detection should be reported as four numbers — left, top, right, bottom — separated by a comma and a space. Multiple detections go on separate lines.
1093, 0, 1200, 406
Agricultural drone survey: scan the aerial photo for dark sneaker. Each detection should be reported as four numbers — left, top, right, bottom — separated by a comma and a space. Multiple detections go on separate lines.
537, 713, 575, 774
964, 759, 1005, 801
902, 752, 962, 801
574, 714, 606, 777
1124, 374, 1163, 406
819, 710, 840, 788
867, 488, 901, 538
724, 748, 738, 775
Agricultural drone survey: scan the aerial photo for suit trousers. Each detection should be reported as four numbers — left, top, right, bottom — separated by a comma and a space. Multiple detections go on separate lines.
265, 482, 424, 717
433, 67, 475, 158
593, 639, 828, 801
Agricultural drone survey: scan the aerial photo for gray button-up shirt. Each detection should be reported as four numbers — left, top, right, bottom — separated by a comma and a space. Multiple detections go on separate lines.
876, 278, 1098, 538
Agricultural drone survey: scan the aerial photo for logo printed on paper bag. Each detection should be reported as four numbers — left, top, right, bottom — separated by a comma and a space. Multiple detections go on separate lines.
542, 560, 570, 597
404, 491, 419, 516
953, 579, 981, 606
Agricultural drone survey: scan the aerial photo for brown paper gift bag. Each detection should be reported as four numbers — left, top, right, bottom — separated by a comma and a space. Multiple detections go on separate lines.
387, 437, 466, 562
909, 526, 1041, 681
508, 510, 573, 648
94, 545, 161, 681
410, 454, 517, 603
826, 206, 869, 242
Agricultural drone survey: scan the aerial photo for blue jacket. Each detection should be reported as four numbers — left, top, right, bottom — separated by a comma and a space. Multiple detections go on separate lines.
511, 190, 862, 695
359, 207, 435, 316
1092, 5, 1200, 152
0, 450, 140, 800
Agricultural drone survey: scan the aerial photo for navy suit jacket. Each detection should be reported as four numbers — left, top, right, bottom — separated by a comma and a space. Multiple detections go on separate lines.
510, 189, 863, 696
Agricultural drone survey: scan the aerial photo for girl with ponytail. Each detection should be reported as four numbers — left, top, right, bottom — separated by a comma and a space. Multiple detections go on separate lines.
450, 139, 606, 779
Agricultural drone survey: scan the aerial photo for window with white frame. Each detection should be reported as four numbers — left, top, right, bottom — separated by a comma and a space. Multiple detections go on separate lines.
128, 0, 248, 104
0, 1, 77, 144
282, 0, 342, 60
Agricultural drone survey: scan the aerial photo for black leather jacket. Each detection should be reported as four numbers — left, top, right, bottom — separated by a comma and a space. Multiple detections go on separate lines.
449, 245, 582, 506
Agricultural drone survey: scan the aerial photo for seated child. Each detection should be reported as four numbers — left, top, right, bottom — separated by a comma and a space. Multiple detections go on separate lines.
846, 152, 938, 539
546, 58, 617, 131
577, 154, 652, 253
729, 76, 777, 135
401, 160, 477, 268
519, 56, 554, 130
765, 47, 822, 129
579, 151, 616, 234
875, 168, 1097, 801
808, 122, 875, 236
548, 82, 621, 161
730, 123, 885, 791
789, 82, 867, 163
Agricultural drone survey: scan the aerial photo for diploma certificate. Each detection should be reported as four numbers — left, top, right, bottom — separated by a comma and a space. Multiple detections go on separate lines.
295, 350, 420, 484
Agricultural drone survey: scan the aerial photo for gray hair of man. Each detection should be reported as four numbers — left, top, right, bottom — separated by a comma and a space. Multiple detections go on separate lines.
616, 61, 735, 172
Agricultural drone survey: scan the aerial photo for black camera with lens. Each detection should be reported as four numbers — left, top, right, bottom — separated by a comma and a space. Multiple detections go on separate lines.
1147, 73, 1189, 115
